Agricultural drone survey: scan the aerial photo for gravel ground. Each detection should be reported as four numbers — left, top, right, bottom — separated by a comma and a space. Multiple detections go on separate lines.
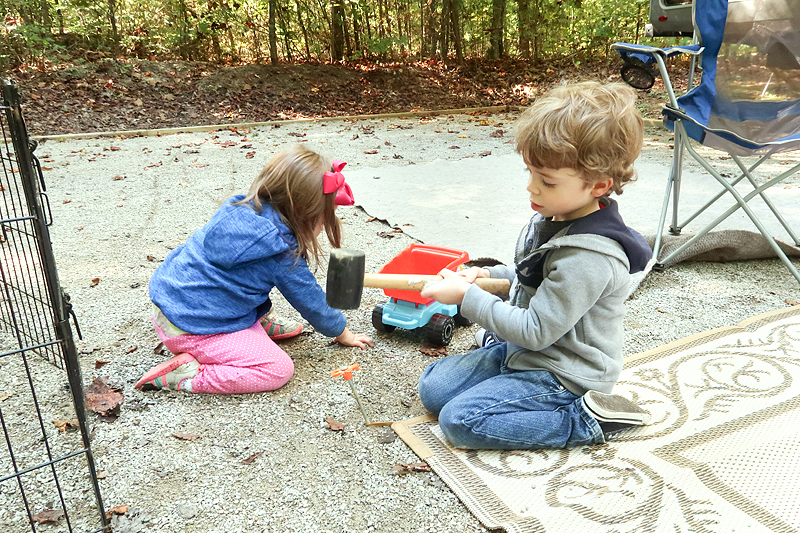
1, 112, 799, 533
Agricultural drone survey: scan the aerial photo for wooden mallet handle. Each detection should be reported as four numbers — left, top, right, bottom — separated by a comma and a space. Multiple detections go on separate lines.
363, 273, 509, 297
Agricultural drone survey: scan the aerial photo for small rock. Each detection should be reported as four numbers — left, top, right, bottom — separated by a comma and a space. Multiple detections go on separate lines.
176, 503, 197, 519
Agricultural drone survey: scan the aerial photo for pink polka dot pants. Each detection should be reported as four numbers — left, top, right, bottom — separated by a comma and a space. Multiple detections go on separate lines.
152, 319, 295, 394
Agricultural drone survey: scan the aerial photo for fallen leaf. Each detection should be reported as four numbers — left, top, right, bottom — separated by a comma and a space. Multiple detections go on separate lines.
95, 360, 110, 369
288, 132, 306, 137
52, 419, 80, 433
458, 135, 468, 138
32, 509, 64, 524
490, 129, 505, 138
134, 99, 143, 106
90, 278, 101, 287
656, 308, 666, 313
419, 346, 447, 357
478, 151, 492, 157
63, 199, 71, 204
112, 175, 125, 181
173, 433, 200, 441
392, 462, 431, 475
162, 93, 175, 100
147, 255, 157, 261
448, 146, 460, 149
104, 506, 128, 520
0, 393, 12, 402
245, 151, 255, 159
325, 417, 345, 431
84, 376, 123, 418
364, 150, 379, 154
377, 231, 395, 239
241, 452, 263, 465
787, 299, 800, 306
125, 346, 138, 354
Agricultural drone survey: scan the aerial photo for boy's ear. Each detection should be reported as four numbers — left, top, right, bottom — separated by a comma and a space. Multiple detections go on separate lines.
590, 178, 614, 197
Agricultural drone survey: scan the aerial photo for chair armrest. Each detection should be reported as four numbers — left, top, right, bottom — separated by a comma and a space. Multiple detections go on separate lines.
612, 42, 703, 61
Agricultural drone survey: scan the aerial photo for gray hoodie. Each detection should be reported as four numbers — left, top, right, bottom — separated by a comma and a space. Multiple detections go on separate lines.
459, 198, 651, 396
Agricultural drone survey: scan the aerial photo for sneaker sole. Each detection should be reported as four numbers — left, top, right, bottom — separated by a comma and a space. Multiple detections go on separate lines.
135, 352, 196, 389
267, 324, 303, 340
584, 390, 651, 425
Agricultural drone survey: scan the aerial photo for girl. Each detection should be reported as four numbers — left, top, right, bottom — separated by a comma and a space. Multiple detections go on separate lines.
135, 145, 373, 394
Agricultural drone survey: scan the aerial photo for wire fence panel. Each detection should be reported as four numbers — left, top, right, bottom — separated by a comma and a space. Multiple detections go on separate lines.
0, 81, 108, 533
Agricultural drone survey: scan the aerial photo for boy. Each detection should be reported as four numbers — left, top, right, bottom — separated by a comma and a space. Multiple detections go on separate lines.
418, 81, 652, 450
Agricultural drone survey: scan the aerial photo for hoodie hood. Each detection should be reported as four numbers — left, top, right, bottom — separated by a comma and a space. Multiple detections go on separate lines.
203, 195, 298, 268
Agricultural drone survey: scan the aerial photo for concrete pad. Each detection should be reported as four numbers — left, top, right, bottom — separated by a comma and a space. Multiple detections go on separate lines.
348, 153, 800, 266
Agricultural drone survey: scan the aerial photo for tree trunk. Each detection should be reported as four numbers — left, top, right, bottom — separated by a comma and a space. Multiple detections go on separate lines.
107, 0, 120, 54
296, 2, 311, 60
449, 0, 464, 66
278, 3, 293, 61
441, 0, 450, 62
351, 2, 363, 57
269, 0, 279, 64
331, 0, 346, 61
487, 0, 505, 59
38, 0, 51, 30
517, 0, 532, 59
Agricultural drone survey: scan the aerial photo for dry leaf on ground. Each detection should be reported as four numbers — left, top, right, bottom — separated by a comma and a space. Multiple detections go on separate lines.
419, 346, 447, 357
173, 433, 200, 441
325, 417, 345, 431
104, 506, 129, 520
52, 419, 80, 433
392, 462, 432, 475
84, 376, 124, 418
32, 509, 64, 524
241, 452, 263, 465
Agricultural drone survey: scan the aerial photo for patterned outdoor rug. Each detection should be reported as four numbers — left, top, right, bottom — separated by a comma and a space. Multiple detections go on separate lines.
393, 305, 800, 533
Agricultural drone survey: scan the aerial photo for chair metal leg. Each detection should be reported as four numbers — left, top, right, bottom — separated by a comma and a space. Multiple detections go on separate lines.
653, 131, 685, 265
731, 155, 800, 246
669, 127, 685, 235
659, 128, 800, 285
677, 154, 769, 230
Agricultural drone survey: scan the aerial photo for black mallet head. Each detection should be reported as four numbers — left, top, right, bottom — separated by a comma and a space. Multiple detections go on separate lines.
326, 248, 366, 309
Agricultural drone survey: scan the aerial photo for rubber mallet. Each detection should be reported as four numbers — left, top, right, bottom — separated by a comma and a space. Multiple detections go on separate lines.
325, 248, 510, 309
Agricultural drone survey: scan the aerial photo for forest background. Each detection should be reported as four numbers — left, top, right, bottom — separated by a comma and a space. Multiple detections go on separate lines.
0, 0, 689, 135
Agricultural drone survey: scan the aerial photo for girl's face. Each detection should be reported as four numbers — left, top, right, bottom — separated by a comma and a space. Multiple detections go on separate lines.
314, 206, 337, 237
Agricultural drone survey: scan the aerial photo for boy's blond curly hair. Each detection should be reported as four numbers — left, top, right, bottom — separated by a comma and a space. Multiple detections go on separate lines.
514, 81, 644, 195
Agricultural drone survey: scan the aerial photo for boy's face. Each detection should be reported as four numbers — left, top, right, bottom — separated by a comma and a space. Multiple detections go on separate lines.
525, 163, 612, 222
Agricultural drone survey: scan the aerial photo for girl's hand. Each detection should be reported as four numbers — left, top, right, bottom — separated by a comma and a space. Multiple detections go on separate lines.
420, 269, 471, 305
335, 327, 374, 350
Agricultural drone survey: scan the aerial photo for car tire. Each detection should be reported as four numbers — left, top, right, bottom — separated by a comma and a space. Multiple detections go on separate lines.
423, 313, 455, 346
372, 304, 396, 333
453, 307, 471, 327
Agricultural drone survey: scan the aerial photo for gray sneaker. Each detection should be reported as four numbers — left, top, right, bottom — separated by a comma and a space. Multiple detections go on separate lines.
583, 390, 651, 425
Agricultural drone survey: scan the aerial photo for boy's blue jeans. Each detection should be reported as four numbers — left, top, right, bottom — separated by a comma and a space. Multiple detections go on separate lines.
418, 342, 604, 450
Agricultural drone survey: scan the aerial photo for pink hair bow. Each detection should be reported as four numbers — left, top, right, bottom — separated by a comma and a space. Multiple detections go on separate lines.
323, 159, 355, 206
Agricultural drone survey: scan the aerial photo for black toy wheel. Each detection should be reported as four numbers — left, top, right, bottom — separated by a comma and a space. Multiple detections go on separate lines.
621, 61, 656, 90
453, 307, 471, 327
423, 313, 455, 346
372, 304, 396, 333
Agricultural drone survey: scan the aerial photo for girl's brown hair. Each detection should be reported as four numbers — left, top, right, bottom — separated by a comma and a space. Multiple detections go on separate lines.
236, 145, 342, 264
514, 81, 644, 195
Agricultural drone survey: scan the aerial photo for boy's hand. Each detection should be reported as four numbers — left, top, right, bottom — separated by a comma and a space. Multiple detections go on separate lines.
420, 269, 471, 305
335, 327, 374, 350
460, 266, 491, 283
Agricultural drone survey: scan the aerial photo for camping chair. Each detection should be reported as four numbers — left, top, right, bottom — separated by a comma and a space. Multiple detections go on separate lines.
612, 0, 800, 285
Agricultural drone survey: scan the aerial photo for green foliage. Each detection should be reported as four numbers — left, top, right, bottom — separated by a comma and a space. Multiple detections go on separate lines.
1, 0, 667, 65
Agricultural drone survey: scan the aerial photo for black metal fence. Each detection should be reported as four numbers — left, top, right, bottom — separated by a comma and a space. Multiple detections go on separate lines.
0, 81, 108, 532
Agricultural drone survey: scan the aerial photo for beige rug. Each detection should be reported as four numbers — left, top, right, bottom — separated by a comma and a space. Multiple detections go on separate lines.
393, 305, 800, 533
